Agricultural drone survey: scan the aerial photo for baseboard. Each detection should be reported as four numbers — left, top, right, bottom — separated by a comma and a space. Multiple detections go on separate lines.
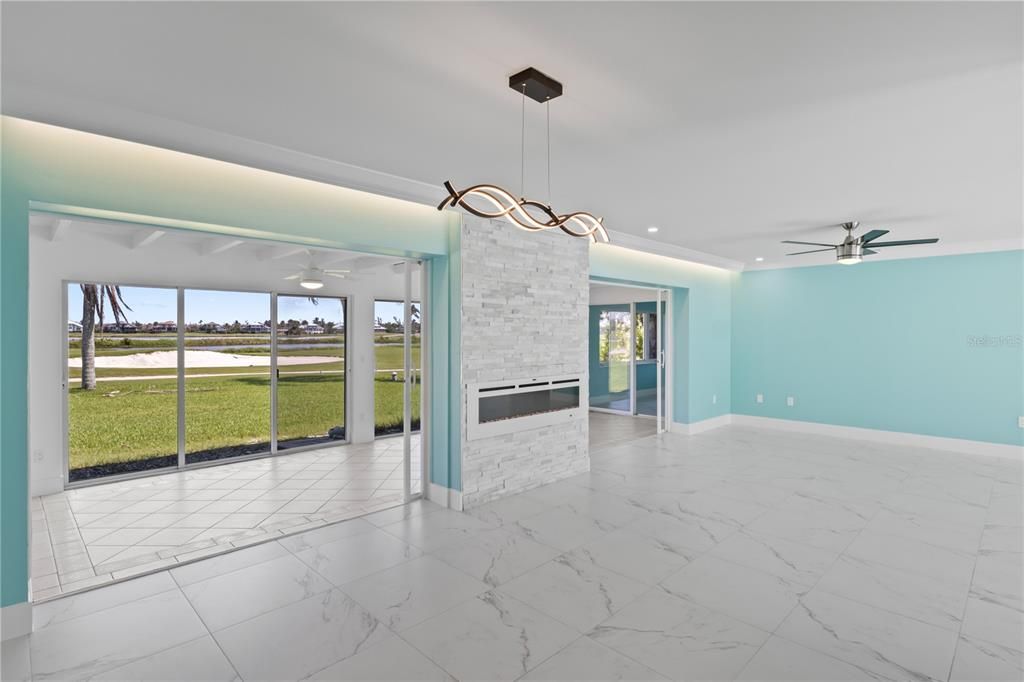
1, 602, 31, 640
671, 414, 733, 435
427, 482, 463, 511
731, 414, 1024, 460
31, 476, 64, 498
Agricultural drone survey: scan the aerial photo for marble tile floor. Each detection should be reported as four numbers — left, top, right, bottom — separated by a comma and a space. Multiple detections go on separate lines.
588, 411, 657, 449
31, 436, 421, 599
8, 423, 1022, 681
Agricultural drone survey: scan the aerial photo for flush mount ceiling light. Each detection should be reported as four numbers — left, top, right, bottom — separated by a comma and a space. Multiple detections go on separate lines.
438, 68, 610, 244
299, 274, 324, 290
284, 266, 349, 290
647, 226, 659, 233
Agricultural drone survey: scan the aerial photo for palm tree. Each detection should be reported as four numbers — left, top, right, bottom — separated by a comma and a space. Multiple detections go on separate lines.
80, 284, 131, 390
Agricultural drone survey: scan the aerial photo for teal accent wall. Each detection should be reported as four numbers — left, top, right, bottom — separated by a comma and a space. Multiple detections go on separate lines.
589, 245, 735, 425
732, 250, 1024, 446
0, 117, 461, 608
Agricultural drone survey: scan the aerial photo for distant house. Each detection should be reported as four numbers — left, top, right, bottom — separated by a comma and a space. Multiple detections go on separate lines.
150, 321, 177, 333
242, 323, 271, 334
99, 322, 138, 333
67, 321, 83, 333
303, 324, 325, 335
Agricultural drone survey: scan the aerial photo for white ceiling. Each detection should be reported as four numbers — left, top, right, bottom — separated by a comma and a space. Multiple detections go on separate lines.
4, 2, 1021, 268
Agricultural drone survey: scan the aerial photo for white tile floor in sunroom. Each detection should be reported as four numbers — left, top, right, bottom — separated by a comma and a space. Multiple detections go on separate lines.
7, 414, 1022, 681
31, 435, 421, 599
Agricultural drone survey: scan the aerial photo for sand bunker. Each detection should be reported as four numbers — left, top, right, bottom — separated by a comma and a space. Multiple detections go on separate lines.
68, 350, 340, 369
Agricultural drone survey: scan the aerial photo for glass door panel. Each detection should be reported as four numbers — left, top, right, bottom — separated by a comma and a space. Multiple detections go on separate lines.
634, 305, 660, 417
277, 295, 347, 449
592, 310, 633, 412
183, 289, 271, 464
373, 299, 421, 436
66, 283, 179, 482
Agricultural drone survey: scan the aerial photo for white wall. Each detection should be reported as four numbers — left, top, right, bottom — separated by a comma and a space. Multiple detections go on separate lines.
28, 220, 418, 496
590, 283, 663, 305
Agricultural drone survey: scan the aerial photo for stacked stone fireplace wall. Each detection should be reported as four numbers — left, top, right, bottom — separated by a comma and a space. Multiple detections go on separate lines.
459, 217, 590, 508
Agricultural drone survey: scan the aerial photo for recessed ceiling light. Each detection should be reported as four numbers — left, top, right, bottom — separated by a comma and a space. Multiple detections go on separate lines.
755, 257, 764, 262
647, 226, 659, 233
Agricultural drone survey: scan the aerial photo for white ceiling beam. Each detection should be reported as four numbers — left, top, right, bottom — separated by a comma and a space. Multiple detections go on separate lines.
267, 246, 310, 261
48, 218, 71, 242
200, 238, 245, 257
312, 253, 359, 268
130, 228, 166, 249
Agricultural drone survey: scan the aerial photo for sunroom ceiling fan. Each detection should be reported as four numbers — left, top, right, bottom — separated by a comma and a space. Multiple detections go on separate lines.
283, 266, 351, 290
783, 221, 939, 265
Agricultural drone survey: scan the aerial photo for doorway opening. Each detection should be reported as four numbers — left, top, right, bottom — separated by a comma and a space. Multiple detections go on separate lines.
31, 212, 429, 599
588, 282, 671, 443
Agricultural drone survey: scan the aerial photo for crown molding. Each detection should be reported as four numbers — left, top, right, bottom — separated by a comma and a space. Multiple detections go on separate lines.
602, 230, 745, 271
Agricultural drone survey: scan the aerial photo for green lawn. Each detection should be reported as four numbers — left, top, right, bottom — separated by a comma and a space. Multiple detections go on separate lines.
608, 360, 630, 394
69, 372, 421, 471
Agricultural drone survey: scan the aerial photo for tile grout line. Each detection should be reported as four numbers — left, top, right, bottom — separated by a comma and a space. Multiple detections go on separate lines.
943, 475, 996, 682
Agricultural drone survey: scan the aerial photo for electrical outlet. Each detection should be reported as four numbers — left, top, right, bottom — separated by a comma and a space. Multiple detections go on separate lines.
712, 394, 717, 405
1019, 416, 1024, 429
756, 393, 764, 404
787, 396, 795, 407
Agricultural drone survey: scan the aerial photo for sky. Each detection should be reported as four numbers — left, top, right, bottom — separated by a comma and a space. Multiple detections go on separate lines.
67, 284, 411, 326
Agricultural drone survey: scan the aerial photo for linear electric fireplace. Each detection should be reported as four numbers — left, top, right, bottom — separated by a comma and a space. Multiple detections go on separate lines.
467, 375, 583, 441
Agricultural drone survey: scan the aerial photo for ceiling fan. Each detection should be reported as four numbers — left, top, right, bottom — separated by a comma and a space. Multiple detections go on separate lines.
783, 221, 939, 265
283, 266, 351, 290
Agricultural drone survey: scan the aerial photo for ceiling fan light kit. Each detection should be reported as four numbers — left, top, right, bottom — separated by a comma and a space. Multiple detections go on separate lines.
783, 221, 938, 265
438, 68, 610, 244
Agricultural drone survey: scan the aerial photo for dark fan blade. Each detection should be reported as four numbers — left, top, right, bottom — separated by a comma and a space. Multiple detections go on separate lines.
786, 247, 835, 256
867, 238, 939, 248
859, 229, 889, 244
863, 249, 878, 255
781, 240, 836, 247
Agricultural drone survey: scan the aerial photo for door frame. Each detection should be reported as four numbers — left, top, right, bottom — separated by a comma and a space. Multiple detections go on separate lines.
588, 281, 673, 433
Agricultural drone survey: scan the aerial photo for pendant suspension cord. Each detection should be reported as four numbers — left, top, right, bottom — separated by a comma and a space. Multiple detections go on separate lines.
520, 84, 526, 199
546, 99, 551, 206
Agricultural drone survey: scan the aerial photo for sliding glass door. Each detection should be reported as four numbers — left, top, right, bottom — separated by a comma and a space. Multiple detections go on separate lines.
634, 303, 661, 418
276, 295, 347, 450
373, 299, 421, 436
593, 309, 633, 413
66, 283, 180, 482
64, 272, 423, 486
183, 289, 271, 464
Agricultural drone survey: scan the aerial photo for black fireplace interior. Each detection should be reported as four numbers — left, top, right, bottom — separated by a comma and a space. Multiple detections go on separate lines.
478, 382, 580, 423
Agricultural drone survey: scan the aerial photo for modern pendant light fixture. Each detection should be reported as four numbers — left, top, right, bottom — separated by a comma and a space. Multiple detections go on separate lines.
438, 68, 610, 244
